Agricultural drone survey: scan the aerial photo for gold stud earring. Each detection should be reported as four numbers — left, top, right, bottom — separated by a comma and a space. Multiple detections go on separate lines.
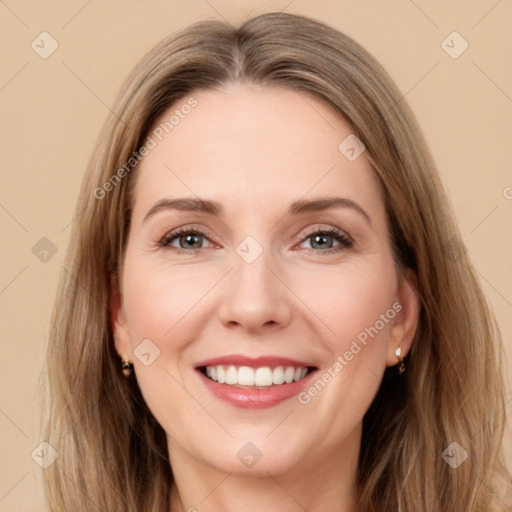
121, 355, 134, 377
395, 347, 405, 374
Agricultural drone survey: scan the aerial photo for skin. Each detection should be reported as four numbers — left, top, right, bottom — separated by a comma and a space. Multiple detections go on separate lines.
111, 82, 420, 512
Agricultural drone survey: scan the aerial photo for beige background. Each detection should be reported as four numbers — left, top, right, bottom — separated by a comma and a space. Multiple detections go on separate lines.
1, 0, 511, 509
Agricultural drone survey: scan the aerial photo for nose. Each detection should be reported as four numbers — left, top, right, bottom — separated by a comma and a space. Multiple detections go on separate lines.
217, 248, 292, 335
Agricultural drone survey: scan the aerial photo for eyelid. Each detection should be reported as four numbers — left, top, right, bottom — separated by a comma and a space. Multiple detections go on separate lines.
298, 224, 352, 242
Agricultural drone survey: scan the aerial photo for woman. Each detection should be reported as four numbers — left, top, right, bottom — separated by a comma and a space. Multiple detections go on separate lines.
40, 11, 511, 512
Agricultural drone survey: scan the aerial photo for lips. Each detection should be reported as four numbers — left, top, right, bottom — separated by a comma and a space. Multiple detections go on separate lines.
195, 355, 317, 409
196, 355, 314, 368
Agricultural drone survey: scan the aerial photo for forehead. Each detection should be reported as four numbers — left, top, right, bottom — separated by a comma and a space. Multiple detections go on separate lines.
131, 83, 383, 221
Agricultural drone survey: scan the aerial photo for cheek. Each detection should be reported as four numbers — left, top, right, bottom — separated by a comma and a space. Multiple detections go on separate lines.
291, 261, 397, 427
291, 258, 397, 355
122, 257, 219, 345
121, 258, 215, 433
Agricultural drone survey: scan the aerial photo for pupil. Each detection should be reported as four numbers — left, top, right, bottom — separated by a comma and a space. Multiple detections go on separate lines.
182, 234, 201, 248
313, 234, 332, 249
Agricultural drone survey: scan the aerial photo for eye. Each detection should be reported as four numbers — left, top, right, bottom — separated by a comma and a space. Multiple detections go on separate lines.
297, 227, 353, 254
159, 228, 214, 252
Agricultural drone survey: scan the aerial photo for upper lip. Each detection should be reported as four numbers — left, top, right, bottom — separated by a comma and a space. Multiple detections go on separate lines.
195, 355, 316, 369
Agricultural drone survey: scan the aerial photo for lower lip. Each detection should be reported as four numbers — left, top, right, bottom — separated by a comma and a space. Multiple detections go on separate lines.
197, 369, 316, 409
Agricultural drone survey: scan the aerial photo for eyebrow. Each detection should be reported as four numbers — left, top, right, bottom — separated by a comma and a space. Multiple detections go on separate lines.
143, 196, 371, 225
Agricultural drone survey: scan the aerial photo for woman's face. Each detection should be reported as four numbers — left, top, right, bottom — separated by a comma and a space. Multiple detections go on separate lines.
112, 83, 419, 477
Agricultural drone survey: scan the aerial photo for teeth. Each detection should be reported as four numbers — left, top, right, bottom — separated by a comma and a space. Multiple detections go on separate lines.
204, 365, 310, 387
239, 366, 255, 385
284, 366, 295, 383
255, 367, 272, 386
226, 365, 238, 385
273, 366, 285, 385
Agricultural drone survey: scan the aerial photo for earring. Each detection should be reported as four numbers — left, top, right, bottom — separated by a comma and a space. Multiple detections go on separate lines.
121, 355, 134, 377
395, 347, 405, 374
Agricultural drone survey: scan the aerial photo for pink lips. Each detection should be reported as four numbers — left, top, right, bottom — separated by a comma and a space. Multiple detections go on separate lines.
195, 355, 316, 409
195, 355, 313, 368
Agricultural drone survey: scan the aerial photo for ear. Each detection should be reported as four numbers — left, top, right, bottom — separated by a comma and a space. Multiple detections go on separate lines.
386, 268, 420, 366
110, 273, 132, 359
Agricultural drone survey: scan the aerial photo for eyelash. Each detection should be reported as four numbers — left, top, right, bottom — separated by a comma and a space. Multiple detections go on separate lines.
158, 226, 353, 255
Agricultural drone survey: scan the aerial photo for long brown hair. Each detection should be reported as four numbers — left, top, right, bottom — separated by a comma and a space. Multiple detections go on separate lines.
40, 11, 511, 511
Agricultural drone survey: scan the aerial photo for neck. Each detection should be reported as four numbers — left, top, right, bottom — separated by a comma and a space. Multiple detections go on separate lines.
168, 426, 361, 512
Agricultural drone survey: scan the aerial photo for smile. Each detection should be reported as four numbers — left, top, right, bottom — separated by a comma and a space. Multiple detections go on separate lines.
201, 364, 311, 388
195, 355, 318, 409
